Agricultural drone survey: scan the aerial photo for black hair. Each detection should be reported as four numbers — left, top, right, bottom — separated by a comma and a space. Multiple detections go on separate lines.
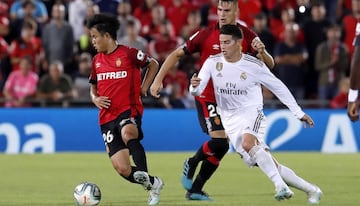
219, 0, 238, 4
22, 19, 35, 30
255, 12, 267, 20
220, 24, 243, 40
22, 0, 35, 8
20, 55, 33, 64
86, 13, 119, 40
326, 22, 341, 31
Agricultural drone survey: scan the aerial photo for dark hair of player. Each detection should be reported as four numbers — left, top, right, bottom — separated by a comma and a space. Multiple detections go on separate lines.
218, 0, 239, 9
220, 24, 243, 40
219, 0, 238, 3
86, 13, 119, 40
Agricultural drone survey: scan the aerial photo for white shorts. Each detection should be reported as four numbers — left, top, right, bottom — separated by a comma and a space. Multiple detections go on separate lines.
219, 105, 269, 166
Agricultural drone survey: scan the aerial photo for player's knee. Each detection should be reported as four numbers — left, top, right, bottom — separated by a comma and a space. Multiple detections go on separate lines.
210, 138, 229, 159
112, 162, 131, 176
121, 130, 139, 144
242, 141, 254, 153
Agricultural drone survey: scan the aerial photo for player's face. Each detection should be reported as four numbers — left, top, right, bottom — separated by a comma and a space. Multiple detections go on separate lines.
90, 28, 109, 53
220, 34, 241, 62
218, 1, 238, 28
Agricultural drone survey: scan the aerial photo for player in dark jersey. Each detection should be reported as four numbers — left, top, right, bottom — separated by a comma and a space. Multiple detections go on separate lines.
150, 0, 273, 201
87, 13, 163, 206
348, 0, 360, 122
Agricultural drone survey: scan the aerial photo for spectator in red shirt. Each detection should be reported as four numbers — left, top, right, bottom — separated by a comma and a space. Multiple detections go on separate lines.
143, 3, 176, 42
165, 0, 195, 36
342, 3, 359, 60
8, 19, 43, 72
134, 0, 157, 39
271, 8, 304, 44
180, 10, 202, 40
330, 77, 350, 109
148, 20, 182, 64
161, 64, 190, 108
238, 0, 262, 28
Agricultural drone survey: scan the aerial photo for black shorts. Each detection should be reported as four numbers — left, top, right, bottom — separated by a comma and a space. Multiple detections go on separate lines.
195, 99, 224, 134
100, 110, 144, 157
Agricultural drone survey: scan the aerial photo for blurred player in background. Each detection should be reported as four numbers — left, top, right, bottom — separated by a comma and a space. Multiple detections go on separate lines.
150, 0, 273, 201
87, 13, 163, 206
190, 24, 322, 203
348, 0, 360, 122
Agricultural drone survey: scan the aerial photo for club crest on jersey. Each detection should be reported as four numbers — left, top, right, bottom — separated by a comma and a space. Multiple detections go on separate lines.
116, 58, 121, 67
240, 72, 247, 80
214, 116, 221, 125
216, 62, 223, 71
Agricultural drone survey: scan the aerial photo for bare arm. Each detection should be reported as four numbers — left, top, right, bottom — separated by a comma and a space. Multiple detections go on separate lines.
252, 37, 275, 69
141, 58, 159, 96
347, 45, 360, 122
150, 47, 186, 97
257, 50, 275, 69
349, 45, 360, 90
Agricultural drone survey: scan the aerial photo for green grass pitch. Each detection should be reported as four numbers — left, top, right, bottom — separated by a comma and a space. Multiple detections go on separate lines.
0, 152, 359, 206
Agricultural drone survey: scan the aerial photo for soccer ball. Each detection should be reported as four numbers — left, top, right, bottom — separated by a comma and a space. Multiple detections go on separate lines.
73, 182, 101, 206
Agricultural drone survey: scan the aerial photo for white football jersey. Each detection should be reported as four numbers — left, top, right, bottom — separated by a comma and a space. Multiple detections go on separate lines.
190, 53, 305, 119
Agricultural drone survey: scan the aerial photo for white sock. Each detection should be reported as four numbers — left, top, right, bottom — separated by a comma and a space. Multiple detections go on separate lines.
250, 145, 287, 189
278, 164, 316, 193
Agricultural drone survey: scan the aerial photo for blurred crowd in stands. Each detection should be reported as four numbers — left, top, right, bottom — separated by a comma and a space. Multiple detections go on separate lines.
0, 0, 356, 109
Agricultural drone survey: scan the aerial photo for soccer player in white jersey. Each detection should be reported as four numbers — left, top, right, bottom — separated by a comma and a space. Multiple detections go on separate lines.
348, 0, 360, 122
190, 24, 322, 203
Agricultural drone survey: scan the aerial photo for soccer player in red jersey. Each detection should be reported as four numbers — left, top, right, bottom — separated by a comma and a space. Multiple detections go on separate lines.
150, 0, 321, 203
348, 0, 360, 122
87, 13, 163, 206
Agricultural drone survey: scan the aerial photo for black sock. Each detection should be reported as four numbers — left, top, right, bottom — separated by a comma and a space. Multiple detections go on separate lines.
127, 139, 148, 172
121, 166, 138, 184
190, 138, 228, 192
190, 160, 218, 193
121, 167, 155, 185
186, 141, 209, 178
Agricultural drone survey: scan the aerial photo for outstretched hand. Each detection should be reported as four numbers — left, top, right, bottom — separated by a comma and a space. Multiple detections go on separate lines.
251, 38, 265, 53
300, 114, 314, 128
150, 80, 163, 98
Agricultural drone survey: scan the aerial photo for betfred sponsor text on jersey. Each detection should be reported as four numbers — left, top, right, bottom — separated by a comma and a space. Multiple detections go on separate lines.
97, 71, 127, 81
